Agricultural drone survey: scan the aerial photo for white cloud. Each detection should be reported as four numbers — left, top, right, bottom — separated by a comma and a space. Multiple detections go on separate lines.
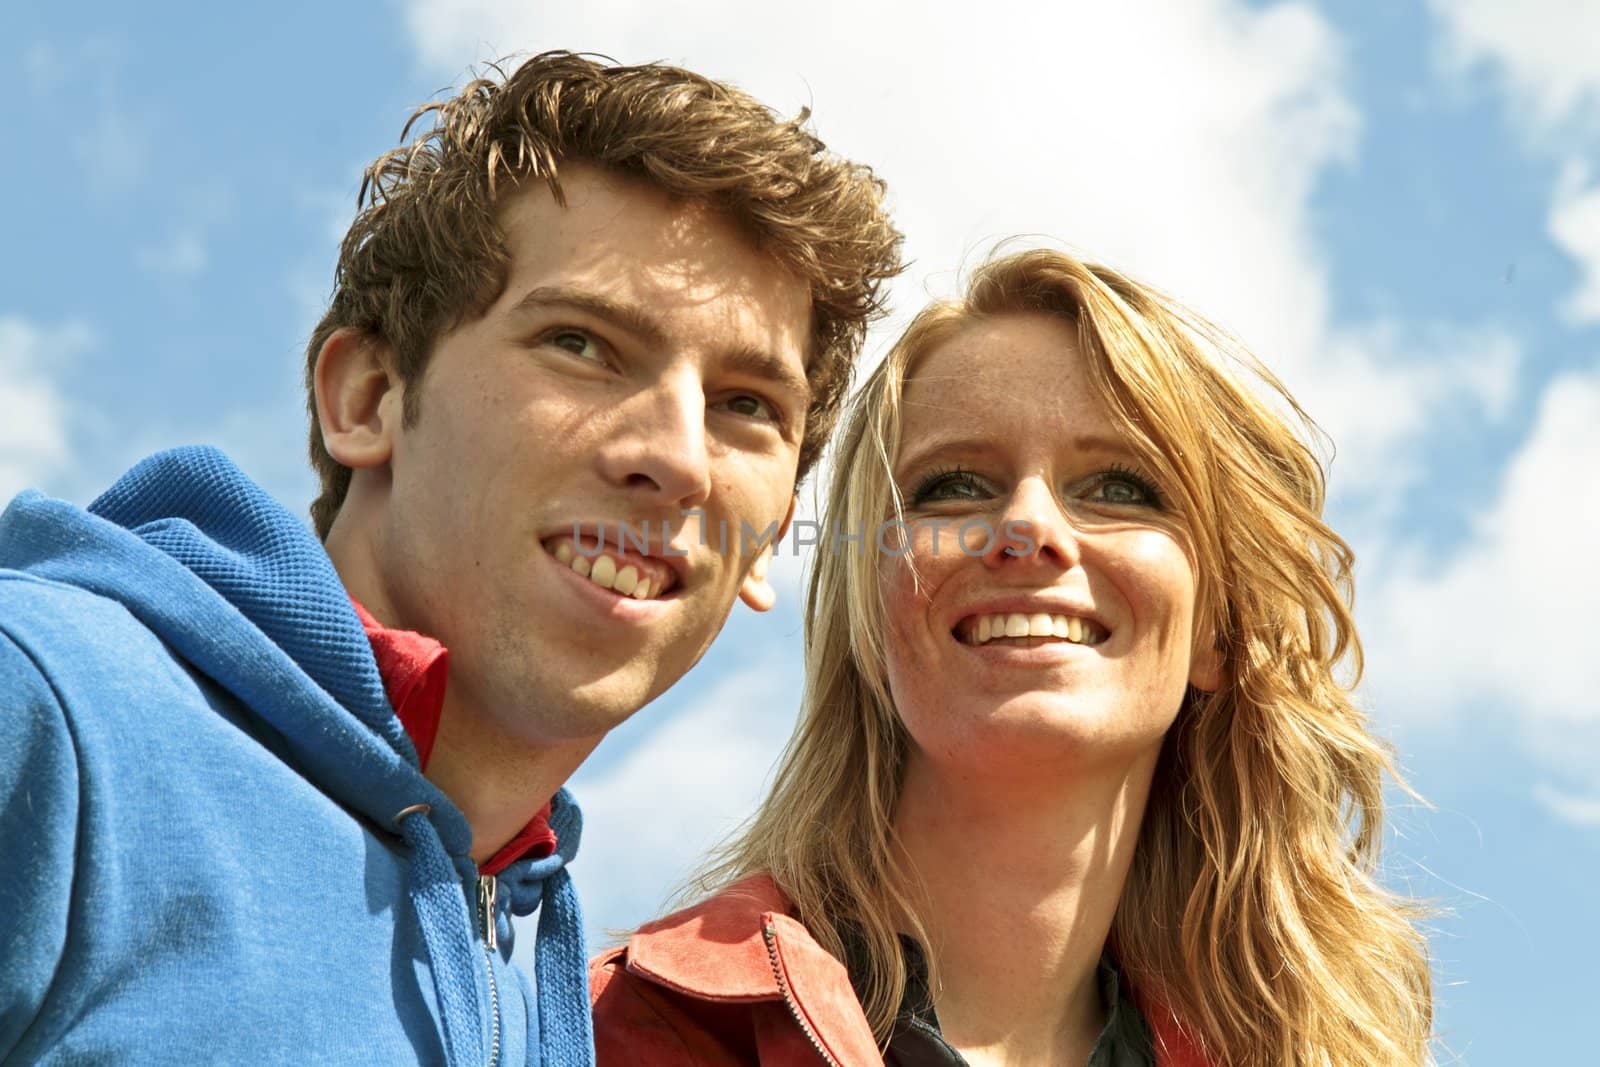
20, 36, 151, 196
1415, 3, 1600, 822
69, 39, 149, 195
135, 186, 234, 282
1426, 0, 1600, 134
1551, 163, 1600, 324
1365, 368, 1600, 740
1535, 783, 1600, 827
1425, 2, 1600, 328
23, 42, 67, 95
137, 229, 209, 278
1318, 319, 1521, 505
76, 113, 148, 194
0, 316, 93, 502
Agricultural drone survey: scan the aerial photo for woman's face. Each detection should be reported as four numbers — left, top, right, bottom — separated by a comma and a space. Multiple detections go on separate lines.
878, 313, 1220, 777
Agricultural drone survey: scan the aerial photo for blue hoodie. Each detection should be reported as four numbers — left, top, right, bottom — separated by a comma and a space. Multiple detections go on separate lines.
0, 447, 595, 1066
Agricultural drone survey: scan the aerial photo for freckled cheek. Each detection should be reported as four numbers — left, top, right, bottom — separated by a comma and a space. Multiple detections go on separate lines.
900, 521, 973, 579
1106, 533, 1200, 656
878, 558, 937, 653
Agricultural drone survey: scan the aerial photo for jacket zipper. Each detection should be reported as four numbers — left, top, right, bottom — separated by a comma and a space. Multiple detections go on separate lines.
762, 920, 841, 1067
477, 873, 501, 1067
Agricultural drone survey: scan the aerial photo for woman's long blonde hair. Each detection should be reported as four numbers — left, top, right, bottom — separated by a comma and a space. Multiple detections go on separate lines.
693, 248, 1432, 1065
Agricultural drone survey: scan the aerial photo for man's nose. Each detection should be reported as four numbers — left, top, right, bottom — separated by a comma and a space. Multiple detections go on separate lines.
594, 369, 713, 509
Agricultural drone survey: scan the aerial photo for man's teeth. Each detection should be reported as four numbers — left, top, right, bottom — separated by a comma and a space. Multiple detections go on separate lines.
552, 541, 661, 600
965, 612, 1104, 646
612, 565, 638, 596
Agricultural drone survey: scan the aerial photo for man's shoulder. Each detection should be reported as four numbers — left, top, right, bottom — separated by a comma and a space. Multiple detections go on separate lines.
0, 567, 211, 736
0, 564, 128, 613
0, 567, 168, 671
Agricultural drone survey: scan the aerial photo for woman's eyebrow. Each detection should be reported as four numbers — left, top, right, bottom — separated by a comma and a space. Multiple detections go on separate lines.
897, 431, 1135, 472
895, 434, 987, 473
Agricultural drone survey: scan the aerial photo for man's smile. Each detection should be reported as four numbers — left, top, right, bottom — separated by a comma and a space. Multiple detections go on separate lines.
543, 533, 682, 602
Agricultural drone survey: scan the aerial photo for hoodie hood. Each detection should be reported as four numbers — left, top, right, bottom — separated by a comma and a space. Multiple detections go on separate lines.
0, 446, 593, 1065
2, 446, 450, 838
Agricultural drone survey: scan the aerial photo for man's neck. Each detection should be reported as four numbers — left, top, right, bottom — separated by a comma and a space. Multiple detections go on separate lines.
426, 685, 600, 864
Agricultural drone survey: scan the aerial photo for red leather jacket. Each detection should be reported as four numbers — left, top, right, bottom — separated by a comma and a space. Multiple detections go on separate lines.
590, 874, 1211, 1066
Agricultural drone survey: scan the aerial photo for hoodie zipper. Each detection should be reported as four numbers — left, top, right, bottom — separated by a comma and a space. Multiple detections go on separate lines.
762, 920, 840, 1067
477, 874, 501, 1067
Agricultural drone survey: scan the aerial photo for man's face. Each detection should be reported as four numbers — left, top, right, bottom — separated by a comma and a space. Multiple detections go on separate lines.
373, 166, 810, 744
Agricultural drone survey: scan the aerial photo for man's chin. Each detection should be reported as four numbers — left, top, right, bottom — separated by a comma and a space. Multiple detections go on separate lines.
527, 674, 665, 739
484, 636, 705, 741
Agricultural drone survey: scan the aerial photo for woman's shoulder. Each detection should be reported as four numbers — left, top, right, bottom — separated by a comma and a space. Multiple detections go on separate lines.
588, 873, 794, 1065
590, 873, 885, 1066
599, 872, 792, 996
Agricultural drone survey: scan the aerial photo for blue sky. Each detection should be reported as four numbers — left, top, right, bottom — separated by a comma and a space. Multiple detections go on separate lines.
4, 2, 1597, 1061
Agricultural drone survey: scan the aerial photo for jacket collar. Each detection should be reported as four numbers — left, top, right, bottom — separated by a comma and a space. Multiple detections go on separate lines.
626, 873, 1211, 1067
625, 874, 884, 1064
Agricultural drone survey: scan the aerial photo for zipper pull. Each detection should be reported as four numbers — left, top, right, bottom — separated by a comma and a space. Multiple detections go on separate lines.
477, 873, 498, 952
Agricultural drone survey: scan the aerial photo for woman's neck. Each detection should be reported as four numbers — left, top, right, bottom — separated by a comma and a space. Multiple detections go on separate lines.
891, 749, 1159, 1067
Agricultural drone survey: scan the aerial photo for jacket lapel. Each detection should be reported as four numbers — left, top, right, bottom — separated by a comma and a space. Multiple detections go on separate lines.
625, 876, 785, 1000
763, 911, 885, 1065
623, 875, 883, 1064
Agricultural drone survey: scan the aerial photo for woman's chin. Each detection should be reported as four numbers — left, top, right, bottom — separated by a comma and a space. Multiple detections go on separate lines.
902, 698, 1171, 778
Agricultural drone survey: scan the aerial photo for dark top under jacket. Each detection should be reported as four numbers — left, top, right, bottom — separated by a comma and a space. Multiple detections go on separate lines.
841, 931, 1155, 1067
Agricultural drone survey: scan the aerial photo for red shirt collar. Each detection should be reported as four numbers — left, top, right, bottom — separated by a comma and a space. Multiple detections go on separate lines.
351, 597, 557, 875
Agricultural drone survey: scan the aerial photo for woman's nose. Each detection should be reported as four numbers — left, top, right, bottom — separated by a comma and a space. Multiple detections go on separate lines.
981, 476, 1082, 571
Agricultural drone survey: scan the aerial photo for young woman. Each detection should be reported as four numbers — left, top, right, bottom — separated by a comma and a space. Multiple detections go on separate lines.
591, 249, 1433, 1066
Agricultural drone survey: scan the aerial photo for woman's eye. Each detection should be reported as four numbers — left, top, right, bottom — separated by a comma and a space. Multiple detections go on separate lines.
546, 329, 604, 363
911, 469, 990, 504
1085, 469, 1162, 508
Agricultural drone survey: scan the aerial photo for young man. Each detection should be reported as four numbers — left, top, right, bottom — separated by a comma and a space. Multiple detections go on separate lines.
0, 52, 900, 1065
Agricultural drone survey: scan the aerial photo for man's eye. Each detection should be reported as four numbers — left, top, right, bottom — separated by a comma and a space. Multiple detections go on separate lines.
720, 393, 778, 421
546, 329, 604, 363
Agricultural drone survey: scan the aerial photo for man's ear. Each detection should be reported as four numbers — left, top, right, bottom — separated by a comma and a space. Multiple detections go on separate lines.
737, 496, 798, 613
314, 327, 401, 470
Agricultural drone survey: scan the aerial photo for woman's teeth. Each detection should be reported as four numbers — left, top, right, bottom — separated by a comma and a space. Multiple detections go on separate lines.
962, 612, 1106, 646
552, 541, 663, 600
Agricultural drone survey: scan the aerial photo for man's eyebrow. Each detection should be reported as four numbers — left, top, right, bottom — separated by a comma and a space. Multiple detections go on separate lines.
510, 284, 810, 405
507, 285, 668, 348
721, 344, 811, 407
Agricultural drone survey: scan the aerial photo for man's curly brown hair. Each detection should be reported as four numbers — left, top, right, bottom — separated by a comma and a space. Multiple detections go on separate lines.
303, 50, 903, 538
